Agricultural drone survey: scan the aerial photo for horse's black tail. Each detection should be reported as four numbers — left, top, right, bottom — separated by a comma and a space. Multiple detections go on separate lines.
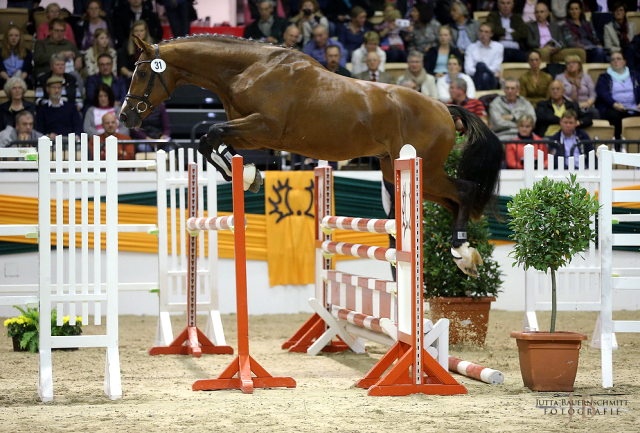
447, 105, 503, 220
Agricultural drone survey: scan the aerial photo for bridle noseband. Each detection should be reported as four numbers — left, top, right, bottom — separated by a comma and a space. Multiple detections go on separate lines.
124, 44, 171, 115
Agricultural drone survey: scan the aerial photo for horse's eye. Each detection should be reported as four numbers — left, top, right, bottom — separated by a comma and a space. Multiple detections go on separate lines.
140, 72, 147, 78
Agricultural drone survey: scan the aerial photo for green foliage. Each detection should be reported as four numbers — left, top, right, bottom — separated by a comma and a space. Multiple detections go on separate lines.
508, 174, 599, 274
4, 306, 83, 353
422, 149, 503, 298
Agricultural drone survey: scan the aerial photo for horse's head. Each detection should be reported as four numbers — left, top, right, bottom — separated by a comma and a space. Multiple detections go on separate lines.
120, 36, 176, 129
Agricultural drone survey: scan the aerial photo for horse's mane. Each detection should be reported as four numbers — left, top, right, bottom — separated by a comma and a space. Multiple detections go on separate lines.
159, 33, 285, 49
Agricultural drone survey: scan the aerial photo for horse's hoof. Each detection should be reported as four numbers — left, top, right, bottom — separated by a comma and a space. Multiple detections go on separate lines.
451, 242, 481, 277
243, 164, 263, 193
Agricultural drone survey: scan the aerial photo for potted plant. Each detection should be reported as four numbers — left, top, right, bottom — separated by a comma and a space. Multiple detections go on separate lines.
423, 148, 503, 345
4, 306, 83, 353
508, 174, 599, 392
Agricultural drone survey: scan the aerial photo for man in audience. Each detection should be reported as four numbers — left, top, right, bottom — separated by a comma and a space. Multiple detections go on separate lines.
99, 112, 133, 160
0, 111, 42, 148
464, 23, 504, 90
489, 77, 536, 140
35, 76, 82, 140
548, 110, 594, 168
525, 2, 585, 62
33, 18, 82, 78
35, 53, 83, 111
283, 25, 302, 50
243, 0, 289, 44
113, 0, 163, 48
354, 52, 395, 83
303, 25, 346, 67
85, 54, 127, 109
448, 78, 488, 127
324, 46, 351, 77
486, 0, 528, 62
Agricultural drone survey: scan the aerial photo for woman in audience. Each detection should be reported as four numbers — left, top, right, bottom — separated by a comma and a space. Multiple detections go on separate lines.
83, 83, 127, 137
335, 6, 370, 62
0, 76, 36, 131
505, 114, 547, 169
404, 2, 441, 54
563, 0, 605, 63
536, 80, 592, 136
36, 2, 76, 44
604, 2, 637, 67
519, 50, 553, 107
351, 31, 386, 75
84, 28, 117, 77
290, 0, 329, 47
76, 0, 113, 51
596, 51, 640, 140
118, 20, 154, 81
424, 26, 463, 78
436, 55, 475, 102
0, 26, 33, 89
129, 102, 171, 152
396, 51, 438, 98
555, 54, 599, 120
376, 7, 408, 62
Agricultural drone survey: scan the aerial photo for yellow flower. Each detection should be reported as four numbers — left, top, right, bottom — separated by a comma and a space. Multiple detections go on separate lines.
63, 315, 70, 324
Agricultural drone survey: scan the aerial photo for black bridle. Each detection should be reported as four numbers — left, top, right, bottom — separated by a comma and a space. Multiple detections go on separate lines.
124, 44, 171, 115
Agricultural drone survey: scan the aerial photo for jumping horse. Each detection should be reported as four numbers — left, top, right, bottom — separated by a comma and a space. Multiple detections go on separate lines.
120, 35, 503, 277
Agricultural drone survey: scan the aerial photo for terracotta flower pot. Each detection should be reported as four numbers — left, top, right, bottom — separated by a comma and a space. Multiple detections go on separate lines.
428, 296, 495, 345
510, 331, 587, 392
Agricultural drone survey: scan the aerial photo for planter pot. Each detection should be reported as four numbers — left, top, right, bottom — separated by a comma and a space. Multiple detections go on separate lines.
510, 331, 587, 392
428, 296, 495, 345
12, 336, 26, 352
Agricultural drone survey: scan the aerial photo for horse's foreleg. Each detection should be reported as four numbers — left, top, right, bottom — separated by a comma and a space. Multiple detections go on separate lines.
198, 114, 268, 192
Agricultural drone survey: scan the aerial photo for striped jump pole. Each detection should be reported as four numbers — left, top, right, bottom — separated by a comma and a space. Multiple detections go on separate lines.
192, 156, 296, 394
149, 163, 233, 357
448, 356, 504, 385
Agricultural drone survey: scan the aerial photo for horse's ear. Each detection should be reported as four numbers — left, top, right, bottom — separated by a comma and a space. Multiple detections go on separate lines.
133, 35, 152, 53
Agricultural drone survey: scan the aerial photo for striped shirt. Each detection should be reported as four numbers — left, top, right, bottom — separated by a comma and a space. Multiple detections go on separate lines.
448, 98, 487, 117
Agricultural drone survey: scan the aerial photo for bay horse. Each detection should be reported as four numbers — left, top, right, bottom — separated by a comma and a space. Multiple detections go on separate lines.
120, 35, 503, 277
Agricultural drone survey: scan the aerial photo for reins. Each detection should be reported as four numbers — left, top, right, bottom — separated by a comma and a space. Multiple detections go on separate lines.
124, 44, 171, 115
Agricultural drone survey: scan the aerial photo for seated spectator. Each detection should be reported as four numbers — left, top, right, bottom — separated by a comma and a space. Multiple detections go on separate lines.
335, 6, 371, 61
324, 0, 374, 24
0, 111, 43, 148
519, 50, 553, 106
404, 2, 441, 54
0, 77, 36, 132
465, 23, 504, 90
303, 25, 346, 67
486, 0, 529, 62
118, 20, 154, 81
35, 76, 83, 140
243, 0, 289, 44
555, 55, 599, 120
351, 31, 387, 75
282, 25, 302, 50
36, 3, 77, 45
398, 78, 420, 91
129, 102, 170, 152
113, 0, 163, 49
548, 110, 594, 168
425, 26, 464, 77
355, 52, 396, 83
98, 112, 133, 160
34, 18, 82, 78
436, 55, 475, 102
526, 2, 586, 63
377, 7, 408, 62
604, 2, 637, 68
519, 0, 537, 22
289, 0, 329, 47
84, 28, 118, 77
448, 77, 488, 127
505, 114, 547, 169
35, 53, 83, 111
0, 26, 33, 89
596, 51, 640, 140
324, 46, 351, 77
489, 77, 536, 139
76, 0, 114, 51
449, 1, 479, 55
397, 51, 438, 98
85, 54, 127, 109
536, 80, 593, 136
563, 0, 606, 63
83, 83, 128, 137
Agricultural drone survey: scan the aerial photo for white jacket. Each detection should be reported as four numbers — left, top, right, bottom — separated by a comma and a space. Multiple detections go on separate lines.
435, 73, 476, 103
350, 46, 387, 75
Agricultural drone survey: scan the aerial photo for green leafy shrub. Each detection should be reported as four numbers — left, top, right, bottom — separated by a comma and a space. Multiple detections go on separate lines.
4, 306, 83, 353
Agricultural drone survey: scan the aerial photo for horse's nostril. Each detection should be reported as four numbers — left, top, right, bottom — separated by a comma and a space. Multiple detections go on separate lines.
121, 112, 127, 123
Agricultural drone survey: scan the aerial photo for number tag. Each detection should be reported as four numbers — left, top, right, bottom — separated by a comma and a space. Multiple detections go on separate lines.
151, 59, 166, 73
